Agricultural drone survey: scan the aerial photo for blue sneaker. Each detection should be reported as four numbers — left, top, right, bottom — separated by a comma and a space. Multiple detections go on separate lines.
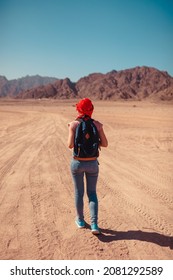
91, 224, 100, 235
75, 219, 85, 228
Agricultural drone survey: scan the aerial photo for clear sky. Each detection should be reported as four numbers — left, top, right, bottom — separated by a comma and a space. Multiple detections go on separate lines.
0, 0, 173, 81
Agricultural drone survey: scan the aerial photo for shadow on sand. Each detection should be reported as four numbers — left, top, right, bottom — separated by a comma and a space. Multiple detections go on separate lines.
98, 228, 173, 249
85, 223, 173, 249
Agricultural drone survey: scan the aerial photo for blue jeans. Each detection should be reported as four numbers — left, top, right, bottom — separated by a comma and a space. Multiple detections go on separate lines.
70, 159, 99, 225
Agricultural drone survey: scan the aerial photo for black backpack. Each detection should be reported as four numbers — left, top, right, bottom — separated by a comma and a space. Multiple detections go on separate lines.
73, 116, 100, 158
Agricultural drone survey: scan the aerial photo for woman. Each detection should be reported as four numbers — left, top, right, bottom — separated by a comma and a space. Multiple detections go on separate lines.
68, 98, 108, 234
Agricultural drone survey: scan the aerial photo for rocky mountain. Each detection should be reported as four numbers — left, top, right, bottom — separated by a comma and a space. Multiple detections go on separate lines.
0, 75, 58, 97
17, 78, 77, 99
76, 67, 173, 101
1, 67, 173, 100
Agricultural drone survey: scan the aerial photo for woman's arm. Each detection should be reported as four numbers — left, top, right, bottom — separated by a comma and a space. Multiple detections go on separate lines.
68, 124, 75, 149
99, 127, 108, 147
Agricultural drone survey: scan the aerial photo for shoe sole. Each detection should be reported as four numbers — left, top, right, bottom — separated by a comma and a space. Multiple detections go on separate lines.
91, 229, 100, 235
75, 220, 85, 228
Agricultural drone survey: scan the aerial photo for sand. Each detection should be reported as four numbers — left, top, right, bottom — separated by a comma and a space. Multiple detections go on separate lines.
0, 99, 172, 260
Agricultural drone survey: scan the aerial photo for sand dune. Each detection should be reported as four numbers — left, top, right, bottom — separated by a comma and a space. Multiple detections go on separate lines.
0, 99, 172, 260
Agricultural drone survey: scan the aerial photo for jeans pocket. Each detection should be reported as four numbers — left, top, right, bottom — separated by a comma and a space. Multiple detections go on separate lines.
86, 160, 99, 174
71, 160, 80, 173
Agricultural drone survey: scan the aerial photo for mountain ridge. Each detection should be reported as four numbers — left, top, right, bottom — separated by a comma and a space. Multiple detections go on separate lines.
0, 75, 58, 98
1, 66, 173, 101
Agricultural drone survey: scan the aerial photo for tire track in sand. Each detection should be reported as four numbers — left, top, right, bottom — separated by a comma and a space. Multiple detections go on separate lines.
99, 173, 173, 238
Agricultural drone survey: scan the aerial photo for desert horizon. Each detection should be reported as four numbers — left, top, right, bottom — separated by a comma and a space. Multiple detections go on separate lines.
0, 99, 172, 260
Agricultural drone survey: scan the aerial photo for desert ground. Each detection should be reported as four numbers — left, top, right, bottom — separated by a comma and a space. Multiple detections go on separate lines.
0, 99, 172, 260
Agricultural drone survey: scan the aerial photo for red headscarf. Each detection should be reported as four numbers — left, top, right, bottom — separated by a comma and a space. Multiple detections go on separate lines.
76, 98, 94, 118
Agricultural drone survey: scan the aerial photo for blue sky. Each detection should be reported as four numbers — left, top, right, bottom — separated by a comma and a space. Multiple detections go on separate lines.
0, 0, 173, 81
